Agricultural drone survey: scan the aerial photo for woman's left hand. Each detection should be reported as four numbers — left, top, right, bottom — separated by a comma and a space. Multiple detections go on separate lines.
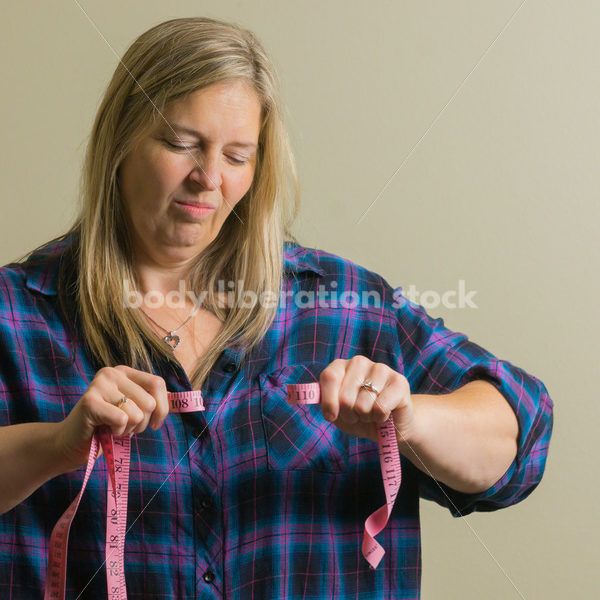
319, 355, 416, 444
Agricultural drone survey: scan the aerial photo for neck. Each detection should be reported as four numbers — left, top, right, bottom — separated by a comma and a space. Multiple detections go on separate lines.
130, 241, 202, 296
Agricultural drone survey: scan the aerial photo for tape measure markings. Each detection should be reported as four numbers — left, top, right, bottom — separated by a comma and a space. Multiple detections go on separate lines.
44, 391, 204, 600
286, 382, 402, 569
44, 380, 400, 598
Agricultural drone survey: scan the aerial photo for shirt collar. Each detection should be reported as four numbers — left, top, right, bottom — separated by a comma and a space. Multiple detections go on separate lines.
24, 237, 324, 297
24, 234, 76, 296
25, 262, 59, 295
283, 241, 325, 276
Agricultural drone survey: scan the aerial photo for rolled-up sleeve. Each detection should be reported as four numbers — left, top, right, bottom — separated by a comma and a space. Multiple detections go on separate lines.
392, 287, 554, 517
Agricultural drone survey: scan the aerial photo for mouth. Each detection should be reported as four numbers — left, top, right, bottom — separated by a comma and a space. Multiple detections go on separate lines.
174, 200, 216, 209
173, 200, 217, 217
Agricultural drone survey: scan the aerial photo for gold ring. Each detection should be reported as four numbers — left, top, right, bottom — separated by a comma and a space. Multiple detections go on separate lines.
115, 396, 128, 409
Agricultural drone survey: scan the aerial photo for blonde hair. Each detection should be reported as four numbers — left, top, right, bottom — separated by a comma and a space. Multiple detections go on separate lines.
34, 17, 300, 388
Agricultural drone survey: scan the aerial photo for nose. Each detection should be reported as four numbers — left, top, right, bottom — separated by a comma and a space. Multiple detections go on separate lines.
189, 152, 222, 190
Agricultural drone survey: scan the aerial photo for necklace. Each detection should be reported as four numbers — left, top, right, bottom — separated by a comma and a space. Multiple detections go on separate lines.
139, 301, 202, 350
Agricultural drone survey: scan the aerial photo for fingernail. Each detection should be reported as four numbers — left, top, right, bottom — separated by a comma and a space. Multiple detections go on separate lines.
323, 412, 335, 421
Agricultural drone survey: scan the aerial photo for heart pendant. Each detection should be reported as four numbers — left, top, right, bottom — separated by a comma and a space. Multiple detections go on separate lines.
163, 334, 181, 349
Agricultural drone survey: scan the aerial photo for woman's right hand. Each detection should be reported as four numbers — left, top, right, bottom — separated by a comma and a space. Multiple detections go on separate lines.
56, 365, 170, 472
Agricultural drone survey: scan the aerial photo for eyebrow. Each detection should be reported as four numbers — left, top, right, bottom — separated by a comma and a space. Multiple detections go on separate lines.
166, 122, 258, 150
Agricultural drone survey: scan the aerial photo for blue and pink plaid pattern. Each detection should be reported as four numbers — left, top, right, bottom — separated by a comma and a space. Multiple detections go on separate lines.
0, 233, 553, 598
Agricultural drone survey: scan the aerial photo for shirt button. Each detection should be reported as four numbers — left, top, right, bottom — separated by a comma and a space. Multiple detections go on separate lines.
203, 570, 215, 584
200, 497, 213, 510
223, 362, 237, 373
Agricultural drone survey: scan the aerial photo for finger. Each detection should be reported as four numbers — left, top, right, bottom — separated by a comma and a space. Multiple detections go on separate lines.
337, 355, 374, 424
110, 394, 146, 435
366, 386, 394, 425
107, 367, 161, 433
319, 360, 346, 421
101, 384, 152, 435
114, 366, 169, 430
93, 374, 154, 435
146, 376, 169, 430
372, 373, 411, 427
352, 363, 390, 422
79, 391, 129, 436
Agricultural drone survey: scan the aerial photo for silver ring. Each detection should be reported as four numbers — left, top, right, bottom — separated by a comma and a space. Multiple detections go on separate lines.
114, 396, 128, 409
360, 379, 380, 396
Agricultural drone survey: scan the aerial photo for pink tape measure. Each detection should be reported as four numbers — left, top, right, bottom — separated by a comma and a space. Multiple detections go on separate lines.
44, 391, 204, 600
44, 383, 402, 598
287, 383, 402, 569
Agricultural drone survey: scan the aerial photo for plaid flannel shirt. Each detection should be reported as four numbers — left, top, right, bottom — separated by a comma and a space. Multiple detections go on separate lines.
0, 234, 553, 599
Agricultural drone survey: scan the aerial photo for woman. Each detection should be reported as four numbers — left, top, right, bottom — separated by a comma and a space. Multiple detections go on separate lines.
0, 16, 553, 599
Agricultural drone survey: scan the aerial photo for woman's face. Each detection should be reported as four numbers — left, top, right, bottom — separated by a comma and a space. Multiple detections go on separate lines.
118, 79, 262, 269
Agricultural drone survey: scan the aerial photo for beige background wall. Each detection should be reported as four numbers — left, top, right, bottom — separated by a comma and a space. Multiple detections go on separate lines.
1, 1, 597, 598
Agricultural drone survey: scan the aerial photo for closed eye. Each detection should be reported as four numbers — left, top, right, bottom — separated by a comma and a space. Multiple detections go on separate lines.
163, 140, 248, 165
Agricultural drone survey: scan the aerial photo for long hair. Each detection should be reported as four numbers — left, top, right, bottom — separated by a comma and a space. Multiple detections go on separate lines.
20, 17, 300, 389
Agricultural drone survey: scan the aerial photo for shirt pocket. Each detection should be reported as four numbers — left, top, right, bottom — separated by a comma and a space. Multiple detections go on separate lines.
258, 362, 349, 473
